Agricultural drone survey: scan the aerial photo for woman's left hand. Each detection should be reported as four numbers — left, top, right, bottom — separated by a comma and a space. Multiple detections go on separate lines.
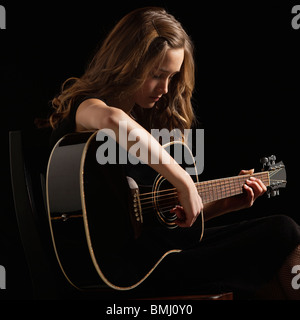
223, 169, 267, 212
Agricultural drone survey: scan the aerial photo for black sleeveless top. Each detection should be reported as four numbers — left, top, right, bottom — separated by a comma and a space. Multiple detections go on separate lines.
49, 95, 103, 148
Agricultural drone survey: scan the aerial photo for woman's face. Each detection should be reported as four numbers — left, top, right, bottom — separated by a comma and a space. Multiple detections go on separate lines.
133, 48, 184, 109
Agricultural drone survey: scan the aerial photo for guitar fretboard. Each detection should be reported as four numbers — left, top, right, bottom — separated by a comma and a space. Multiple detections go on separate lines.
196, 172, 270, 204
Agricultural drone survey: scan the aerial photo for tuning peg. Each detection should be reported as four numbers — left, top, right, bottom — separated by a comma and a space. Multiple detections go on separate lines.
271, 190, 277, 197
260, 155, 277, 170
260, 157, 269, 165
269, 155, 276, 165
267, 188, 280, 198
267, 189, 275, 198
260, 156, 271, 170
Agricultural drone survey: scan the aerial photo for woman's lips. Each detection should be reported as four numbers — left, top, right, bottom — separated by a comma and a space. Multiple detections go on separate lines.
150, 96, 162, 102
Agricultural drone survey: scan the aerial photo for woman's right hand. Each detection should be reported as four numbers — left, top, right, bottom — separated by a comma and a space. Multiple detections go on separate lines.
171, 177, 203, 228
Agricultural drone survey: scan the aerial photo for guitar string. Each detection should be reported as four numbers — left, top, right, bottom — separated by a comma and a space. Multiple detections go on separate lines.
137, 172, 269, 199
269, 168, 284, 179
139, 186, 260, 211
139, 174, 272, 212
136, 169, 283, 213
140, 174, 271, 214
138, 173, 269, 203
138, 176, 270, 204
139, 181, 267, 212
138, 177, 270, 210
140, 173, 268, 197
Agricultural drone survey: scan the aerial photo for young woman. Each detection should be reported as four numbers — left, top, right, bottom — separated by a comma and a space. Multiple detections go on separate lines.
49, 7, 300, 299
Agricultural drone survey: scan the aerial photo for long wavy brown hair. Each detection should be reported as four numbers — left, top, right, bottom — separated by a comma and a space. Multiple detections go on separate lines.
50, 7, 196, 132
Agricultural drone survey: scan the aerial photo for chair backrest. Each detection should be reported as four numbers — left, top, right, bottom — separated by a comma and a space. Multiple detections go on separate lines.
9, 129, 70, 299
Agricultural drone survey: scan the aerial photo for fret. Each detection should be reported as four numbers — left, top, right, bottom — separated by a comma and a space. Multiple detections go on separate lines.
196, 172, 270, 204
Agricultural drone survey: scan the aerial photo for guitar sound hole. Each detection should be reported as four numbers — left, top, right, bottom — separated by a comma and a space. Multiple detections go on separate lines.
155, 177, 179, 228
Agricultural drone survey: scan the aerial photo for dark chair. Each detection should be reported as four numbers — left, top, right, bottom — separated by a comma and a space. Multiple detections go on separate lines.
9, 129, 232, 300
9, 129, 69, 299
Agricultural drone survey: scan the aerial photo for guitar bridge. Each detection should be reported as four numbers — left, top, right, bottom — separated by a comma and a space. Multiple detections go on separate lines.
132, 189, 143, 223
126, 176, 143, 239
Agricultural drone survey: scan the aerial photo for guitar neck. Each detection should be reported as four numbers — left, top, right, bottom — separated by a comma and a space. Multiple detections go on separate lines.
196, 172, 270, 204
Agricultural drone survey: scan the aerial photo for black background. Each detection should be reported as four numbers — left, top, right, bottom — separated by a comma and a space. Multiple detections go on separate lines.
1, 1, 299, 299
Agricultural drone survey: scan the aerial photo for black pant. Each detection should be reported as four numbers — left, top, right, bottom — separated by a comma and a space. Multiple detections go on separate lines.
136, 215, 300, 299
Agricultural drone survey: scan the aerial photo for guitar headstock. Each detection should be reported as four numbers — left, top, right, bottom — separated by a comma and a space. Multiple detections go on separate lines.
260, 155, 287, 197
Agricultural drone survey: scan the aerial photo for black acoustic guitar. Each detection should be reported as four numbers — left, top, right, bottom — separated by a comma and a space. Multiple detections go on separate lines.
46, 131, 287, 291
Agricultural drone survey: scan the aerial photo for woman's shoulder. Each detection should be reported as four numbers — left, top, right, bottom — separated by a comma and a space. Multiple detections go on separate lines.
49, 95, 105, 148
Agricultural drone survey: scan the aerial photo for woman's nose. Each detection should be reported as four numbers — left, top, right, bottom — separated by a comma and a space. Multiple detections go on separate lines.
159, 79, 169, 95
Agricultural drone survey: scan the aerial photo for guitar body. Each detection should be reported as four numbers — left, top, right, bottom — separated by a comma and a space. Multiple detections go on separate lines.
46, 131, 203, 290
47, 131, 286, 291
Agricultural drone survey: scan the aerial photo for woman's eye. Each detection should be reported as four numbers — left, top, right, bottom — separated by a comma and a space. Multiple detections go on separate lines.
153, 74, 161, 79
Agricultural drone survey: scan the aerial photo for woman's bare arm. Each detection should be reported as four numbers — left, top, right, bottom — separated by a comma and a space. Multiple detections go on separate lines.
76, 98, 203, 227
